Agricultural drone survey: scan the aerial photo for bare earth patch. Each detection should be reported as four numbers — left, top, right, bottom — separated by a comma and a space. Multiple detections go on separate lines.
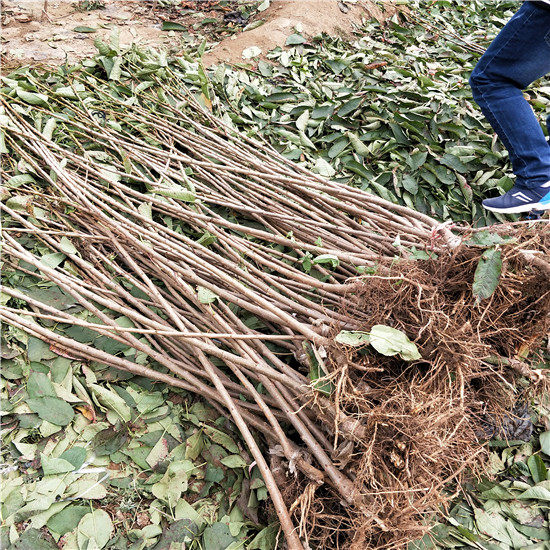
202, 0, 396, 65
1, 0, 191, 66
1, 0, 396, 68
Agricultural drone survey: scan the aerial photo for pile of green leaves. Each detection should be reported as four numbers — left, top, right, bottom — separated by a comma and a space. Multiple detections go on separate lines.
414, 414, 550, 550
1, 332, 276, 549
158, 0, 265, 39
207, 0, 550, 226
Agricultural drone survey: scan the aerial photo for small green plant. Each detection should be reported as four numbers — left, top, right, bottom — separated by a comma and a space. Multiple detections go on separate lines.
74, 0, 105, 11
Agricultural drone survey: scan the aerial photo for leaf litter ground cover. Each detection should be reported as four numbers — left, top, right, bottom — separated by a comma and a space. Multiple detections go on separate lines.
208, 0, 550, 227
1, 349, 276, 549
1, 0, 550, 549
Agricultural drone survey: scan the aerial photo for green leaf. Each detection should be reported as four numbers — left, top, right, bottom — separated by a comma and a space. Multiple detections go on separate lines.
473, 248, 502, 300
94, 37, 112, 56
59, 447, 87, 470
146, 437, 169, 468
527, 454, 547, 483
27, 371, 56, 399
402, 174, 418, 195
311, 104, 334, 119
47, 506, 90, 535
54, 84, 85, 99
26, 397, 74, 426
473, 507, 514, 546
184, 430, 204, 461
42, 118, 56, 141
109, 27, 120, 52
40, 453, 76, 475
41, 252, 66, 268
197, 286, 219, 304
137, 202, 153, 221
77, 510, 113, 550
220, 454, 247, 468
264, 92, 296, 103
296, 110, 309, 132
325, 59, 347, 74
335, 330, 370, 346
19, 284, 75, 311
8, 528, 57, 549
0, 130, 7, 155
440, 153, 470, 173
59, 237, 78, 255
242, 46, 262, 59
407, 151, 428, 171
347, 132, 369, 157
6, 174, 36, 189
6, 194, 33, 212
344, 158, 371, 178
500, 500, 542, 525
338, 97, 362, 117
480, 483, 515, 501
90, 384, 132, 422
518, 483, 550, 501
369, 325, 421, 361
202, 522, 237, 550
126, 387, 163, 414
313, 157, 335, 177
97, 165, 120, 185
162, 21, 187, 31
203, 426, 239, 453
286, 33, 305, 46
257, 60, 272, 76
152, 519, 201, 547
155, 185, 196, 202
312, 254, 339, 267
16, 89, 49, 106
67, 478, 107, 500
466, 231, 515, 248
108, 57, 122, 81
93, 426, 128, 456
540, 431, 550, 455
248, 523, 279, 550
73, 26, 97, 33
152, 461, 194, 504
328, 138, 349, 159
64, 324, 97, 343
299, 130, 316, 150
205, 464, 224, 483
305, 343, 333, 396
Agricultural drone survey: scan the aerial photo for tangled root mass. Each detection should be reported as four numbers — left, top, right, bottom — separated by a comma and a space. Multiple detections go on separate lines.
289, 228, 549, 549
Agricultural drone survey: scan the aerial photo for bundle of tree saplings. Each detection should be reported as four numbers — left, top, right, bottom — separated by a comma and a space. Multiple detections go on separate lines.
1, 76, 549, 549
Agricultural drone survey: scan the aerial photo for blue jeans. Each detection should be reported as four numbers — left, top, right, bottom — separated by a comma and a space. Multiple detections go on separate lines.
469, 1, 550, 189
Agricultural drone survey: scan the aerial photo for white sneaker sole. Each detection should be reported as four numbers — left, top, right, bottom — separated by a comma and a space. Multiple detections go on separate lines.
482, 201, 550, 214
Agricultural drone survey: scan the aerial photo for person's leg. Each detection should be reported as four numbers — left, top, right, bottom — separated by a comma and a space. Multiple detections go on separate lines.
469, 2, 550, 194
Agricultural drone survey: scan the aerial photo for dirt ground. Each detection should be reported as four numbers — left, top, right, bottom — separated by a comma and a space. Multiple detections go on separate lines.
202, 0, 391, 65
1, 0, 206, 65
1, 0, 395, 68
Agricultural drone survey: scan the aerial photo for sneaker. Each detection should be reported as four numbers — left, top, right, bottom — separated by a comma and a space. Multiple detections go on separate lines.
482, 181, 550, 214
